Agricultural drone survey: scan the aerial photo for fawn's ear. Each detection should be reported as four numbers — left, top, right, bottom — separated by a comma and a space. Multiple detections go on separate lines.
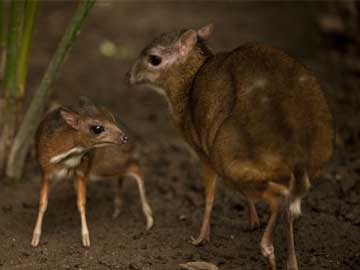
197, 23, 214, 40
79, 96, 95, 108
178, 29, 198, 58
60, 108, 80, 130
79, 96, 99, 115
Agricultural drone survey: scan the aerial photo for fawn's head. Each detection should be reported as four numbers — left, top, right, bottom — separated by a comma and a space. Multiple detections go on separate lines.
59, 97, 128, 149
128, 24, 214, 95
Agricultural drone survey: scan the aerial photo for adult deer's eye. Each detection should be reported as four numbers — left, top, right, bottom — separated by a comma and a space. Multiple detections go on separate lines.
148, 55, 162, 66
90, 125, 104, 135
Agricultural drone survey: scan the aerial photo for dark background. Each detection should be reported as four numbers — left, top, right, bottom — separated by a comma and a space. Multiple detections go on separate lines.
0, 2, 359, 269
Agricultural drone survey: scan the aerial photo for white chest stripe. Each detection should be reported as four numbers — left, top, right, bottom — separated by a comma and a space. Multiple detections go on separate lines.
50, 147, 86, 164
63, 155, 83, 168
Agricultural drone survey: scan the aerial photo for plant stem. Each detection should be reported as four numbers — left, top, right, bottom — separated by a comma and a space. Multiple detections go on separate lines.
0, 0, 7, 83
6, 0, 96, 180
0, 0, 6, 46
0, 0, 24, 176
17, 0, 38, 97
3, 0, 24, 98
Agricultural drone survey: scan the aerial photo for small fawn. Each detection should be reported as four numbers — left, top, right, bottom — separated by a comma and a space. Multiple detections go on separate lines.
32, 98, 130, 247
128, 24, 333, 269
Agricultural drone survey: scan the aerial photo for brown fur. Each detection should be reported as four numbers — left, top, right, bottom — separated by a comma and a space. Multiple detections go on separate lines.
36, 103, 127, 175
130, 33, 333, 200
31, 98, 128, 248
90, 141, 136, 177
129, 25, 333, 269
89, 141, 154, 231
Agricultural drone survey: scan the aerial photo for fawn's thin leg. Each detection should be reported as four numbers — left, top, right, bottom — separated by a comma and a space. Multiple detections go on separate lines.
75, 173, 90, 247
112, 176, 125, 219
247, 199, 260, 229
31, 176, 49, 247
191, 162, 217, 246
287, 209, 299, 270
126, 163, 154, 230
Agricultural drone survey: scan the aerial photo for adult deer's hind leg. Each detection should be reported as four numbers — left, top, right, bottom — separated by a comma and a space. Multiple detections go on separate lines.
286, 170, 309, 269
247, 199, 260, 230
31, 175, 50, 247
260, 182, 290, 270
286, 208, 299, 270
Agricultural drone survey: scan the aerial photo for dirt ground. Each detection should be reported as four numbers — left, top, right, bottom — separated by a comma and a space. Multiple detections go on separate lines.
1, 2, 360, 270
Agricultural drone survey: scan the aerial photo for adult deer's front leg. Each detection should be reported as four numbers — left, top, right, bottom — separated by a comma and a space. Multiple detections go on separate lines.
75, 172, 90, 247
31, 175, 49, 247
191, 161, 217, 246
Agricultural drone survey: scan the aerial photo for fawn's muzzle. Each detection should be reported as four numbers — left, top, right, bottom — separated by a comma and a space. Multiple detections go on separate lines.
120, 134, 128, 144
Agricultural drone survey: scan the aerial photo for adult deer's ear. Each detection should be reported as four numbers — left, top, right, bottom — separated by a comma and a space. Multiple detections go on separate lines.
197, 23, 214, 40
178, 29, 198, 58
60, 107, 80, 130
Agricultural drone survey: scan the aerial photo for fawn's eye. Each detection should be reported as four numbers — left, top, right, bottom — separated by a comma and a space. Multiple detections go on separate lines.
148, 55, 162, 66
90, 125, 104, 135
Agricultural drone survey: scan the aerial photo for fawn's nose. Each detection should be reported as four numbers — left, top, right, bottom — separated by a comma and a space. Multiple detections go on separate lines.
120, 134, 128, 144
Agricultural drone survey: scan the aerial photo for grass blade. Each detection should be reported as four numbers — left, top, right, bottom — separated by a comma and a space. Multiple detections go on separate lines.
17, 0, 39, 97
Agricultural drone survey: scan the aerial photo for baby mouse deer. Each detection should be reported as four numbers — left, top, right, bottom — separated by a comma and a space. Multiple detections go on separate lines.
32, 97, 128, 248
89, 137, 154, 231
129, 24, 333, 270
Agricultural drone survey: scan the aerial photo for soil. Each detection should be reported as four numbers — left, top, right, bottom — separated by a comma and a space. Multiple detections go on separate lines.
1, 2, 360, 270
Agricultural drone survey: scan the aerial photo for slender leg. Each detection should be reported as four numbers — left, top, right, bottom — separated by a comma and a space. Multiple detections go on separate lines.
126, 163, 154, 230
75, 172, 90, 247
31, 176, 49, 247
261, 203, 279, 270
286, 209, 299, 270
247, 199, 260, 230
112, 177, 125, 219
191, 162, 217, 246
260, 182, 289, 270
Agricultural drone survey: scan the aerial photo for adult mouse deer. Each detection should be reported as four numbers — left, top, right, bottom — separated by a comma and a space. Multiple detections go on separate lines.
128, 24, 333, 270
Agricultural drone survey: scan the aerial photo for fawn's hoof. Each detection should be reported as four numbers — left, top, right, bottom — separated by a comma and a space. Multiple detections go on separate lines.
145, 215, 154, 231
82, 233, 91, 247
31, 233, 41, 247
